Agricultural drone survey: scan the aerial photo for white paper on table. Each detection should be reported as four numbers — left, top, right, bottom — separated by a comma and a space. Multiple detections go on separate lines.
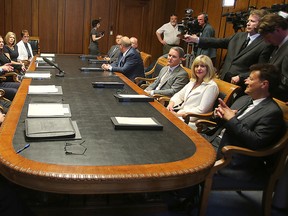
28, 104, 68, 117
36, 57, 53, 62
115, 117, 158, 125
40, 53, 55, 57
118, 94, 150, 98
28, 85, 58, 94
24, 73, 51, 78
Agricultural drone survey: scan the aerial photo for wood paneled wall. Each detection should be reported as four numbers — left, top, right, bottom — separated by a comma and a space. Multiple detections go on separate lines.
0, 0, 286, 67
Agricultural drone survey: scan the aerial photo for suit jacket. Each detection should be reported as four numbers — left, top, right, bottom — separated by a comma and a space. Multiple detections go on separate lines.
196, 23, 216, 59
17, 40, 33, 61
269, 40, 288, 101
145, 65, 189, 96
111, 47, 144, 81
107, 45, 121, 63
199, 32, 274, 82
204, 95, 285, 176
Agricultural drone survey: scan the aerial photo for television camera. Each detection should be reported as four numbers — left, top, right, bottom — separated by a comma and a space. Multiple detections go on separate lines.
178, 8, 201, 35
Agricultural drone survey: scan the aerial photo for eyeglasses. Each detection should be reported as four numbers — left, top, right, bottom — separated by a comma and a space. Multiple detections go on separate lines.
64, 140, 87, 155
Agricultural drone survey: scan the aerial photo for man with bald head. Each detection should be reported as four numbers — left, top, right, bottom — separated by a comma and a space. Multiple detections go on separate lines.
101, 36, 144, 81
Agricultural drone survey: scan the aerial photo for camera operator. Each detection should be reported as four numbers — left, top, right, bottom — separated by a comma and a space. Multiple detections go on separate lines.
195, 12, 217, 64
184, 9, 274, 94
156, 14, 181, 55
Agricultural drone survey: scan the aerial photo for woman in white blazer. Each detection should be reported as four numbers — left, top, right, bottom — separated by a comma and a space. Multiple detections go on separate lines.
167, 55, 219, 126
17, 30, 33, 62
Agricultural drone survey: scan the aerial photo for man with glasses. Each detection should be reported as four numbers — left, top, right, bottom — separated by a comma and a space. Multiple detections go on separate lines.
17, 30, 33, 62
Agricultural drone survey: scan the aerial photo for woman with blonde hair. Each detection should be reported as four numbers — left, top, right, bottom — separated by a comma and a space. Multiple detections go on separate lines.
4, 32, 19, 62
167, 55, 219, 126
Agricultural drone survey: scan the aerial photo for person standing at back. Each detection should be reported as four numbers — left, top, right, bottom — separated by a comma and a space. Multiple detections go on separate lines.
258, 13, 288, 102
88, 19, 104, 56
184, 9, 273, 93
17, 30, 33, 64
195, 13, 217, 64
156, 14, 181, 55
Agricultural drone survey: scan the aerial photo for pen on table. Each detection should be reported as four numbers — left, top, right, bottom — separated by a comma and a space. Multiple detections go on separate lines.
16, 144, 30, 154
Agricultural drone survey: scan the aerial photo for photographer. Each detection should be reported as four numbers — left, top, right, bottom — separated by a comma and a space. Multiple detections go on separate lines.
195, 12, 217, 64
88, 19, 104, 56
184, 9, 274, 94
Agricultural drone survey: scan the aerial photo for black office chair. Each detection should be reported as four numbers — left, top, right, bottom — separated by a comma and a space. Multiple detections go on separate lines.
29, 36, 40, 55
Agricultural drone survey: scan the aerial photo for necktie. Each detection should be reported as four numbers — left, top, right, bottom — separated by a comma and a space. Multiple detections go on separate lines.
24, 43, 32, 59
110, 46, 118, 57
156, 68, 172, 90
236, 98, 253, 118
239, 37, 250, 53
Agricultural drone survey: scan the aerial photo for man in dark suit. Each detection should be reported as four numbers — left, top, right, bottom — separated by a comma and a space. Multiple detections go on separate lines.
104, 34, 122, 63
101, 36, 145, 81
144, 47, 189, 97
184, 9, 273, 91
259, 13, 288, 102
203, 63, 285, 178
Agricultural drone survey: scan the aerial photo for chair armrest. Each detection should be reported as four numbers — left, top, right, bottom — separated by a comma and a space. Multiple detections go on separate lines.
153, 94, 171, 106
194, 119, 217, 133
2, 72, 20, 82
182, 111, 214, 124
134, 77, 156, 85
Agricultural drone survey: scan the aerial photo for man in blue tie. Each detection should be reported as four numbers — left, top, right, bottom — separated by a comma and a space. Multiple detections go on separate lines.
101, 36, 144, 81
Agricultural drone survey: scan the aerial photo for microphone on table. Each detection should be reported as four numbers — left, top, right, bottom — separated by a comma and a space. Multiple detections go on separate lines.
42, 57, 65, 77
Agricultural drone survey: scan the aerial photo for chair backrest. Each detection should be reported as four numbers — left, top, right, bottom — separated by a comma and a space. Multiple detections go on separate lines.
214, 78, 241, 108
145, 56, 168, 78
140, 51, 152, 68
29, 36, 40, 55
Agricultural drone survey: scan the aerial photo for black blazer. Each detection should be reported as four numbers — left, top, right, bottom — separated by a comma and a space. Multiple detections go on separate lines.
199, 32, 274, 81
111, 47, 145, 81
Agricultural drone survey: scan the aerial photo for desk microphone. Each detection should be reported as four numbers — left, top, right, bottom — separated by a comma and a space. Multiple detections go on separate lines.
42, 57, 65, 77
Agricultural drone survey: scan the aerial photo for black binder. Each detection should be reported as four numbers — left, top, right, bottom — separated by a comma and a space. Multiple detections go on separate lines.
92, 81, 124, 88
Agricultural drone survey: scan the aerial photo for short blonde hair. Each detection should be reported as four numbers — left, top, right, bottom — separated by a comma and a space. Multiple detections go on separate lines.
4, 32, 17, 46
190, 55, 215, 82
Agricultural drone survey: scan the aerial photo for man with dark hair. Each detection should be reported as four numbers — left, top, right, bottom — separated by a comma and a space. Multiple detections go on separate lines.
101, 36, 144, 81
195, 13, 216, 63
17, 30, 33, 62
258, 13, 288, 102
184, 10, 273, 92
156, 14, 181, 55
145, 46, 189, 97
202, 63, 285, 179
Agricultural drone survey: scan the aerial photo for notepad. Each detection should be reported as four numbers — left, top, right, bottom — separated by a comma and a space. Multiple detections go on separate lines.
27, 103, 71, 117
24, 72, 51, 79
36, 57, 54, 62
114, 94, 154, 102
36, 62, 58, 69
111, 117, 163, 130
28, 85, 63, 94
40, 53, 55, 57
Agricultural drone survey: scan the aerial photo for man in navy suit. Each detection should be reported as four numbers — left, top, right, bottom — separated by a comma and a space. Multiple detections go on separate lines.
203, 63, 285, 179
101, 36, 144, 81
259, 13, 288, 102
184, 9, 273, 91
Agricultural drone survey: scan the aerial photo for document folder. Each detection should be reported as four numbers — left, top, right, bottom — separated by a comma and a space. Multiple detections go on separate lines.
111, 117, 163, 130
80, 67, 103, 72
25, 118, 75, 139
25, 118, 82, 141
114, 94, 154, 102
27, 103, 71, 117
92, 81, 124, 89
88, 59, 108, 64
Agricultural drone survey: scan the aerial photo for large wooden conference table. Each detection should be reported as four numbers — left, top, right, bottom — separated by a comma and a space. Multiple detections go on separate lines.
0, 55, 216, 194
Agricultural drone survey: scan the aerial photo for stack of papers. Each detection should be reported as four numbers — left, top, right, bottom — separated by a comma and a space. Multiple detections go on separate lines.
40, 53, 55, 57
24, 72, 51, 79
28, 103, 71, 117
36, 57, 54, 62
111, 117, 163, 130
28, 85, 63, 95
114, 94, 154, 102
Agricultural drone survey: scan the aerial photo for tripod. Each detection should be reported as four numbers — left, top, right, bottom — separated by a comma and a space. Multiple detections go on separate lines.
184, 42, 195, 68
